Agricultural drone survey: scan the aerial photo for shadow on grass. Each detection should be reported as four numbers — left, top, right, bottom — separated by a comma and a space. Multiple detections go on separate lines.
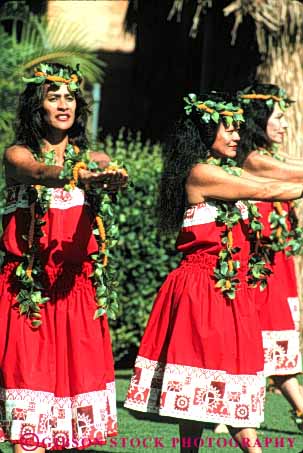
120, 401, 303, 438
259, 424, 301, 436
120, 402, 216, 431
115, 370, 133, 379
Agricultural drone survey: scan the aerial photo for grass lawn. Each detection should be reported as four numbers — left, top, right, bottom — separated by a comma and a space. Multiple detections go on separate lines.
1, 371, 303, 453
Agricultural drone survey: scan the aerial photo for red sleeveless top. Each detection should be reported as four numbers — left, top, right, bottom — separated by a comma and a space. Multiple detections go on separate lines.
1, 184, 98, 267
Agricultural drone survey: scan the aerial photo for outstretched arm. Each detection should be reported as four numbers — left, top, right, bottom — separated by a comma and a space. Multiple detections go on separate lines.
4, 145, 127, 189
243, 150, 303, 181
238, 168, 278, 183
276, 150, 303, 166
186, 163, 303, 205
4, 145, 68, 187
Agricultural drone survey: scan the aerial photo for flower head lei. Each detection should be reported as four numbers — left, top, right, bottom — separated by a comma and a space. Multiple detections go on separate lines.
238, 87, 294, 112
22, 63, 82, 92
184, 92, 245, 127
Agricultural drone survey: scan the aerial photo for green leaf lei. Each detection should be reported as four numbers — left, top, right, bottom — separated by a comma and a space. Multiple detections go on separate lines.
246, 203, 272, 290
286, 202, 303, 256
22, 63, 82, 92
239, 87, 293, 112
268, 203, 289, 252
15, 184, 51, 328
257, 144, 285, 162
16, 144, 122, 327
206, 157, 272, 297
213, 199, 242, 300
256, 147, 303, 257
184, 93, 245, 127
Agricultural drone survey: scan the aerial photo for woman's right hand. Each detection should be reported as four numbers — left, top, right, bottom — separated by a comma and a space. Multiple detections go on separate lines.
78, 168, 128, 192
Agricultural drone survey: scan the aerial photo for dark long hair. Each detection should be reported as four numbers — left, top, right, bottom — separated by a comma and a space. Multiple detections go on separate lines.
158, 92, 237, 234
237, 83, 284, 163
15, 63, 90, 153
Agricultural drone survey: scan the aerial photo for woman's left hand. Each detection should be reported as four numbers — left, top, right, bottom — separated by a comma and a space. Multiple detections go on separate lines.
88, 151, 128, 191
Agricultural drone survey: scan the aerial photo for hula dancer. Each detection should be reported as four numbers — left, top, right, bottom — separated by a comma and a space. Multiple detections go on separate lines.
238, 83, 303, 428
124, 92, 303, 453
0, 63, 127, 451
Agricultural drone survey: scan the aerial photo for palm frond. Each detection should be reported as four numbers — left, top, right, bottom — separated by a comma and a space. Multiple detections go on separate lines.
18, 49, 105, 83
224, 0, 303, 53
0, 9, 105, 84
164, 0, 303, 52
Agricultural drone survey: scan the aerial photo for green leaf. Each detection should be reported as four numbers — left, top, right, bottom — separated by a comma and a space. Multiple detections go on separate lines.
188, 93, 197, 103
94, 307, 106, 319
220, 261, 228, 276
215, 279, 226, 288
202, 113, 211, 123
211, 111, 220, 123
279, 100, 286, 111
225, 116, 233, 126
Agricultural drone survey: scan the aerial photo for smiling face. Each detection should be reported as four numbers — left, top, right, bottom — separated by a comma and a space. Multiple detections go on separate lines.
42, 84, 76, 131
266, 102, 288, 145
211, 122, 240, 158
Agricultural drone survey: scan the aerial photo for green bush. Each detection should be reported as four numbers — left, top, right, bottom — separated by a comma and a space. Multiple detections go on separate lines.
0, 27, 21, 152
99, 130, 181, 364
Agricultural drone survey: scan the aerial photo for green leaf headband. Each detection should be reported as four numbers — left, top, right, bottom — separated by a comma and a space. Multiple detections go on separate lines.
184, 93, 245, 126
22, 63, 82, 92
238, 88, 293, 112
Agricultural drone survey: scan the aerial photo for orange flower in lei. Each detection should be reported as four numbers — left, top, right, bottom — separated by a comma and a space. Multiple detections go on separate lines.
34, 71, 78, 85
196, 102, 243, 117
240, 94, 282, 102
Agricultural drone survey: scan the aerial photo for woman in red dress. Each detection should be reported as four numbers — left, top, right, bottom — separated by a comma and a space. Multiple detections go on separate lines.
124, 92, 303, 453
0, 63, 126, 452
238, 83, 303, 426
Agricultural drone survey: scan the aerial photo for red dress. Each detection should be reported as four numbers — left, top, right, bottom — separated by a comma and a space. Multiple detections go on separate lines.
253, 201, 301, 377
125, 201, 265, 427
0, 185, 117, 449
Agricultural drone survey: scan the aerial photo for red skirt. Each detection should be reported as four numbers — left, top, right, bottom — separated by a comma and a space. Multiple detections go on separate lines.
0, 261, 117, 450
125, 252, 265, 427
253, 252, 301, 377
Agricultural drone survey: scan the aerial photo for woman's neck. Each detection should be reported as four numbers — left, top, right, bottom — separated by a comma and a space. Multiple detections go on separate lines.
41, 133, 69, 166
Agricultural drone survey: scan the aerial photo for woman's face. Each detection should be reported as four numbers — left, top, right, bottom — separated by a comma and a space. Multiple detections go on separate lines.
266, 102, 288, 144
211, 122, 240, 158
42, 84, 76, 131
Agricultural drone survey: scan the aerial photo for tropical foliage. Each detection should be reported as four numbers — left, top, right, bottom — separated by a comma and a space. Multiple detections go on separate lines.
95, 130, 180, 363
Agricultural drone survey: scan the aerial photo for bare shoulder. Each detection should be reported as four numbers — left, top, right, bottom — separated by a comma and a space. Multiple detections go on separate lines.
243, 150, 272, 171
89, 151, 111, 169
4, 144, 34, 165
188, 162, 227, 184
